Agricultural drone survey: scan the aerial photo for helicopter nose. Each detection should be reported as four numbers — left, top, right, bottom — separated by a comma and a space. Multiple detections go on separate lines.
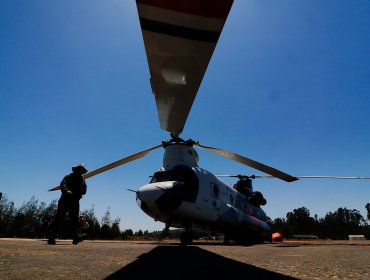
137, 182, 175, 214
137, 181, 186, 214
137, 182, 169, 203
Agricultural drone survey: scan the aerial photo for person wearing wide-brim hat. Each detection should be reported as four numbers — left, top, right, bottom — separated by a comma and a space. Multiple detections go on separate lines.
72, 163, 88, 174
48, 163, 88, 245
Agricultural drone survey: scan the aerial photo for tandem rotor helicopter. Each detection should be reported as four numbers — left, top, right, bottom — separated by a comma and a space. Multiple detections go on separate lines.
49, 0, 369, 245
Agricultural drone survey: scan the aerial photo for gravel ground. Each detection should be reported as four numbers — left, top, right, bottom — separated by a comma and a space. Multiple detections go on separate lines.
0, 238, 369, 279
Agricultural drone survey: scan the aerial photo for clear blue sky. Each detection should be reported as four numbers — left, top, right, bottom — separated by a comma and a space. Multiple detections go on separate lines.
1, 1, 370, 232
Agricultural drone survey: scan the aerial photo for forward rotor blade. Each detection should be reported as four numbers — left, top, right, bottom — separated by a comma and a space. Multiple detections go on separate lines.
195, 143, 298, 182
136, 0, 234, 135
83, 144, 162, 179
48, 144, 163, 192
48, 186, 62, 192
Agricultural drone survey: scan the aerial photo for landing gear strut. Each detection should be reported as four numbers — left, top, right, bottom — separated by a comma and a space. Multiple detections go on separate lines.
180, 231, 193, 245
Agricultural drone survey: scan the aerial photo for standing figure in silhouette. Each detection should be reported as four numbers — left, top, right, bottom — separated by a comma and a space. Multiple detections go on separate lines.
48, 163, 88, 245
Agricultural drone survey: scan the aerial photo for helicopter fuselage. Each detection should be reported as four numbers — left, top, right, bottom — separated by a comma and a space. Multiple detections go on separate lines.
136, 142, 271, 243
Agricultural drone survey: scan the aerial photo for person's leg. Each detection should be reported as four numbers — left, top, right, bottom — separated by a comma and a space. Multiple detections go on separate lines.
48, 198, 68, 244
69, 199, 80, 236
69, 200, 85, 245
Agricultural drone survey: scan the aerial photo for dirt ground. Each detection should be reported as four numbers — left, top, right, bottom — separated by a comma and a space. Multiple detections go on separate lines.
1, 238, 369, 279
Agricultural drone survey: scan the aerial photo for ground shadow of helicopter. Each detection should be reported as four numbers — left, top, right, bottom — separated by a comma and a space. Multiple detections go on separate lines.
105, 245, 297, 280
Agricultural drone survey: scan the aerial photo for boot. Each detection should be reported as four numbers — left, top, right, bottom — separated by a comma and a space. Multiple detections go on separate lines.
47, 237, 56, 245
72, 233, 86, 245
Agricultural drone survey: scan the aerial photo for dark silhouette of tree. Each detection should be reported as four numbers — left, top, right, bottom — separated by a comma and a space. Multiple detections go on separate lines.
12, 196, 44, 237
1, 193, 370, 241
320, 207, 365, 239
271, 206, 367, 240
160, 226, 170, 239
40, 199, 57, 218
365, 203, 370, 222
80, 206, 101, 239
100, 207, 112, 239
110, 218, 121, 239
0, 195, 15, 237
285, 207, 315, 238
122, 229, 134, 239
100, 207, 122, 239
270, 217, 286, 234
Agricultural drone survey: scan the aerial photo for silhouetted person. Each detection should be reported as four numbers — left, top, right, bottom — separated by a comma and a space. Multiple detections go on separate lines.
48, 163, 88, 245
79, 215, 90, 234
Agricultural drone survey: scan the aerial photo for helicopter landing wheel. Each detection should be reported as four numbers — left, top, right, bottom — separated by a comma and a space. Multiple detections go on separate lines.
180, 231, 193, 245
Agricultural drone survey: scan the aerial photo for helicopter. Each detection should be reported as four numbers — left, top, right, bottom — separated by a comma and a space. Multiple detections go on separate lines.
49, 0, 370, 245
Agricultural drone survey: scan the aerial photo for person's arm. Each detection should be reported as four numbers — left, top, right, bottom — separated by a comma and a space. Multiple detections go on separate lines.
81, 180, 87, 195
60, 175, 72, 195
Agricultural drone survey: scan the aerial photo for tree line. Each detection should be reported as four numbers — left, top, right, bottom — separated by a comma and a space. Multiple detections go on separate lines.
270, 205, 370, 240
0, 194, 172, 240
1, 193, 370, 240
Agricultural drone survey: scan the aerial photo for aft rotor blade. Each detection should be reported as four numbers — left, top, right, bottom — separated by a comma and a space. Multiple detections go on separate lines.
255, 175, 370, 180
48, 144, 162, 191
217, 175, 370, 180
195, 143, 298, 182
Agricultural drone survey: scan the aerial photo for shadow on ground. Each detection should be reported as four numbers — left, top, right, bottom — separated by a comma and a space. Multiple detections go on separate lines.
105, 245, 297, 280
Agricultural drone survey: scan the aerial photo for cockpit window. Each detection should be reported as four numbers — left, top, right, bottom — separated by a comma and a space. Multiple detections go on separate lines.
151, 166, 194, 184
150, 171, 173, 183
150, 166, 199, 203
